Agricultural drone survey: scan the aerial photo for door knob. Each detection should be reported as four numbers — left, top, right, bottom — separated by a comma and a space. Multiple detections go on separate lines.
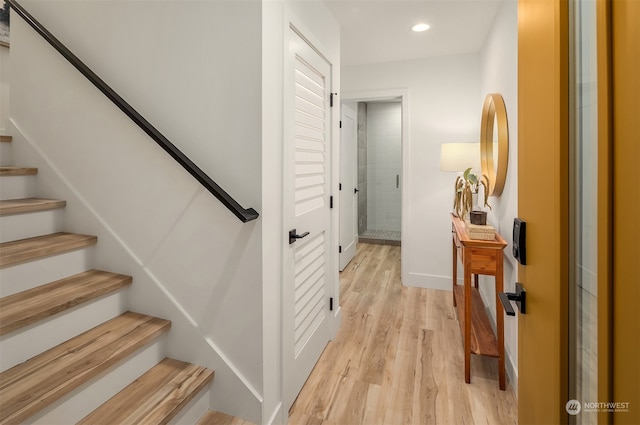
354, 188, 359, 194
289, 229, 310, 244
498, 282, 526, 316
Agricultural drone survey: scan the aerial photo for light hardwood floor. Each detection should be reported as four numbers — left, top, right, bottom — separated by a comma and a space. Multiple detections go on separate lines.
288, 243, 518, 425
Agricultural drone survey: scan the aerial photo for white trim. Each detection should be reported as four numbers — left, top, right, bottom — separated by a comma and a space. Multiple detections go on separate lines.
262, 402, 283, 425
507, 351, 518, 397
331, 305, 342, 336
404, 272, 453, 291
289, 24, 330, 65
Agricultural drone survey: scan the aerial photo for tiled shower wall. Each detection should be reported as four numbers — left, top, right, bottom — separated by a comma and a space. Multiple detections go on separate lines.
366, 102, 402, 232
357, 102, 368, 235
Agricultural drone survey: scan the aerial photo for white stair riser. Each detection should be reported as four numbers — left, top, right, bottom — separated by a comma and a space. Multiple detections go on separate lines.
0, 247, 94, 297
168, 387, 211, 425
0, 290, 129, 372
25, 337, 167, 425
0, 209, 65, 243
0, 175, 36, 200
0, 142, 11, 166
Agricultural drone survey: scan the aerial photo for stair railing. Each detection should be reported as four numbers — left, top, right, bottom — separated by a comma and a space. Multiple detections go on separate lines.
7, 0, 259, 223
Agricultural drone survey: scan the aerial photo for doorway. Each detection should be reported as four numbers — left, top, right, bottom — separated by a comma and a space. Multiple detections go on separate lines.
357, 101, 402, 246
340, 99, 402, 248
341, 90, 409, 282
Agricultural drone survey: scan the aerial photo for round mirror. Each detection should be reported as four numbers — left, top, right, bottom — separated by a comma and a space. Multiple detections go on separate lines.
480, 93, 509, 196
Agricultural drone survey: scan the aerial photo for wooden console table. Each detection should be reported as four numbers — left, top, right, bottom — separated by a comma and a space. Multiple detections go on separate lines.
451, 213, 508, 390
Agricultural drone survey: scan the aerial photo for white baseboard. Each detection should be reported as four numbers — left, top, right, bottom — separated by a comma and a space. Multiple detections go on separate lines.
506, 351, 518, 397
403, 272, 453, 291
263, 402, 284, 425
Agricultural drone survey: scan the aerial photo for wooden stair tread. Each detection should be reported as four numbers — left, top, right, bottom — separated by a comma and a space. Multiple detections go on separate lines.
0, 232, 97, 269
0, 311, 171, 424
0, 166, 37, 176
0, 198, 67, 216
78, 358, 214, 425
0, 136, 11, 143
198, 410, 256, 425
0, 270, 132, 336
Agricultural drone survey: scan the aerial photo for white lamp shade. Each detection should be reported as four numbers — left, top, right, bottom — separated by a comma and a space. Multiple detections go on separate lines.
440, 143, 481, 172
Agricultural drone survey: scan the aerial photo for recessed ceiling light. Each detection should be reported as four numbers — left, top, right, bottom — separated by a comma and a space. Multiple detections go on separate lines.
412, 23, 430, 32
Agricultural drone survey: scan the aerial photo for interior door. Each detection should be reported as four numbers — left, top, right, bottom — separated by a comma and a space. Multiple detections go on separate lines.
283, 27, 332, 411
339, 102, 357, 271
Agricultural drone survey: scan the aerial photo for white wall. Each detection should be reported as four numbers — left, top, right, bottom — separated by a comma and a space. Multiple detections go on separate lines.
366, 102, 402, 233
261, 1, 284, 423
10, 0, 263, 421
343, 53, 480, 290
478, 0, 519, 392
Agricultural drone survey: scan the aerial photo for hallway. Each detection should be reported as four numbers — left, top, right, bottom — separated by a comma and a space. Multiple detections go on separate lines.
288, 243, 517, 424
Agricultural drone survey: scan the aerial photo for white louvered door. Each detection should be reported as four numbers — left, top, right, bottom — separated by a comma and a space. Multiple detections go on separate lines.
283, 28, 332, 411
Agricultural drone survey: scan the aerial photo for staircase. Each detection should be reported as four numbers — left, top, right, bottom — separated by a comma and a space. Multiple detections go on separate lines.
0, 135, 250, 424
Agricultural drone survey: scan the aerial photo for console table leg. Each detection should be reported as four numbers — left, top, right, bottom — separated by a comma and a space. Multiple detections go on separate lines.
464, 264, 471, 384
497, 256, 506, 390
452, 234, 457, 307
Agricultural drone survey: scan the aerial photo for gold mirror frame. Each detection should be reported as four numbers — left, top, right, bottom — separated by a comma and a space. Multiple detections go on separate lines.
480, 93, 509, 196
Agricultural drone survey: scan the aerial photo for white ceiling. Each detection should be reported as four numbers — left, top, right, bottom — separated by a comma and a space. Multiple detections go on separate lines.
323, 0, 504, 67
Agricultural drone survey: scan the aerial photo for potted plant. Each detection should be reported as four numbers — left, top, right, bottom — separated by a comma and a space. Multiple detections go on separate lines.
454, 167, 491, 222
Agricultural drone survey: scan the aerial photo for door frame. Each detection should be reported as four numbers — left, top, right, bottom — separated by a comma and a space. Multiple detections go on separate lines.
342, 89, 409, 284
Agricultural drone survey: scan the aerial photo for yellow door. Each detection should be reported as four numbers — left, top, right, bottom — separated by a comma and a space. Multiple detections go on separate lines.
517, 1, 570, 422
518, 0, 639, 423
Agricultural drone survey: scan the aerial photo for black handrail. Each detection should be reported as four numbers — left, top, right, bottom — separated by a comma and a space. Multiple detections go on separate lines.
7, 0, 259, 223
